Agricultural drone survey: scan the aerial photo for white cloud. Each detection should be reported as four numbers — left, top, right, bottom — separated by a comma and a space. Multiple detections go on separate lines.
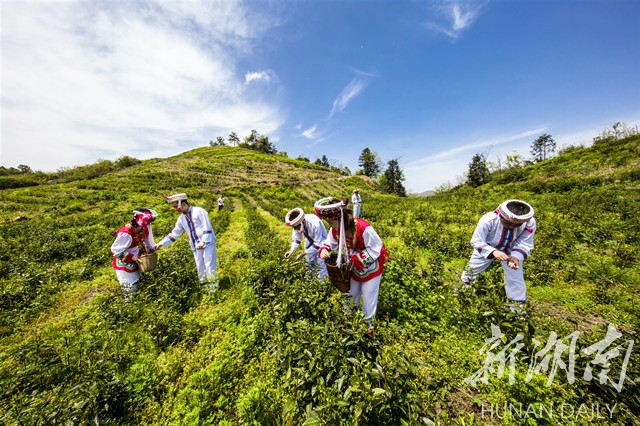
302, 125, 318, 139
329, 77, 367, 118
404, 127, 545, 192
1, 0, 283, 171
426, 0, 489, 40
245, 71, 271, 84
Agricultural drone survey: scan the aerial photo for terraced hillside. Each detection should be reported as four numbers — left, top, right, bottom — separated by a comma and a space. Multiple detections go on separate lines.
1, 137, 639, 425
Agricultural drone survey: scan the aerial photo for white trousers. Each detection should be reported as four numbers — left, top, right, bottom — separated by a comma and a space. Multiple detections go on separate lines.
461, 253, 527, 302
346, 275, 381, 321
306, 248, 328, 280
115, 269, 139, 295
193, 243, 217, 284
353, 204, 361, 218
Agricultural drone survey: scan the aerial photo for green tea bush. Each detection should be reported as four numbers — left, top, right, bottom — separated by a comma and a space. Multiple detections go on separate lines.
2, 140, 640, 424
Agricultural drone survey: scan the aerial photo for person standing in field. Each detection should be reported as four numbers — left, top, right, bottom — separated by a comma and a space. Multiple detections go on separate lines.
110, 208, 158, 300
460, 199, 536, 306
217, 195, 225, 211
317, 197, 389, 335
351, 189, 362, 218
283, 207, 329, 280
155, 193, 218, 293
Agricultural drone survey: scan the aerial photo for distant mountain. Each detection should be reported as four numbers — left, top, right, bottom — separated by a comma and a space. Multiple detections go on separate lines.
411, 190, 435, 197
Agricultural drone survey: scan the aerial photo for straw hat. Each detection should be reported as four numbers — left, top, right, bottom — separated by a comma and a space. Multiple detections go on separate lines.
284, 208, 305, 226
497, 200, 534, 225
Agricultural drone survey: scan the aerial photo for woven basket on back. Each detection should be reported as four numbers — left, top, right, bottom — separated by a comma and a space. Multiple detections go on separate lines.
325, 253, 351, 293
137, 253, 158, 273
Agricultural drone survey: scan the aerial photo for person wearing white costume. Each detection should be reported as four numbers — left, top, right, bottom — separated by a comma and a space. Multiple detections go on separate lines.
283, 207, 329, 280
460, 199, 536, 303
155, 193, 218, 292
111, 208, 158, 299
351, 189, 362, 218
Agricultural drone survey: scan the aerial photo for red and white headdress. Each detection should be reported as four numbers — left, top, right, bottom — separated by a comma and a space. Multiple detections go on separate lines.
314, 197, 348, 219
133, 208, 158, 228
314, 197, 350, 267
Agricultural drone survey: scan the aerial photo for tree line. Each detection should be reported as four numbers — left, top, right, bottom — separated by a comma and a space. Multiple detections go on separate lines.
210, 130, 408, 197
465, 121, 639, 188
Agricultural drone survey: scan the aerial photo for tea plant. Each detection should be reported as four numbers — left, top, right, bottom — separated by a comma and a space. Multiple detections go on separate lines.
1, 136, 639, 424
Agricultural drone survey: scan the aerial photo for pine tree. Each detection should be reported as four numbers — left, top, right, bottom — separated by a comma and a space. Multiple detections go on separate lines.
228, 132, 240, 147
467, 153, 489, 187
530, 133, 556, 162
380, 159, 406, 196
358, 148, 381, 177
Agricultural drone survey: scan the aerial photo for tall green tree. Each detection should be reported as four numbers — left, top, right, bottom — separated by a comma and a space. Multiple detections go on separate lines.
358, 148, 381, 178
228, 132, 240, 147
530, 133, 556, 162
467, 152, 489, 187
379, 158, 406, 196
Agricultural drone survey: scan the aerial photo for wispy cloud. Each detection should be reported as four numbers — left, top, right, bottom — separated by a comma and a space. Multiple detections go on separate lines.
1, 1, 283, 170
403, 127, 544, 191
426, 0, 490, 40
407, 127, 545, 168
329, 77, 368, 119
301, 125, 318, 139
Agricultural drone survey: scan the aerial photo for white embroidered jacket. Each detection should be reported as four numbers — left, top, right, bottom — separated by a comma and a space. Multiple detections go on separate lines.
158, 206, 215, 251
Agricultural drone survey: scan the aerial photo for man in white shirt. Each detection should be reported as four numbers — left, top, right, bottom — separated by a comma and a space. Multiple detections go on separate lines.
351, 189, 362, 218
461, 199, 536, 304
284, 207, 329, 280
155, 193, 218, 292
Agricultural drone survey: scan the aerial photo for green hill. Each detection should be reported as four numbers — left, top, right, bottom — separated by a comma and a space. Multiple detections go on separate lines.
1, 138, 638, 424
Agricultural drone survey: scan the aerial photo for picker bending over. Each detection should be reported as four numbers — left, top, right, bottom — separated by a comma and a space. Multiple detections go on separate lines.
284, 207, 329, 280
111, 208, 158, 299
461, 199, 536, 304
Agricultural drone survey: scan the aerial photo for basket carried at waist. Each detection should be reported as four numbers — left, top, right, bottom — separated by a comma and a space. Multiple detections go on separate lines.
325, 253, 352, 293
137, 252, 158, 272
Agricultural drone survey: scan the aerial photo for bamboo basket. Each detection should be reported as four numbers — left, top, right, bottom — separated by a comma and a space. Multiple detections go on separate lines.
325, 253, 352, 293
137, 253, 158, 273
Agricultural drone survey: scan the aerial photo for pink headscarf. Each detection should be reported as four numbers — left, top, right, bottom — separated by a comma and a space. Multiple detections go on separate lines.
134, 211, 154, 228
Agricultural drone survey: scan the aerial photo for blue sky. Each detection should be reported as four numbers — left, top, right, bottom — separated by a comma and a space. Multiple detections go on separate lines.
2, 0, 639, 192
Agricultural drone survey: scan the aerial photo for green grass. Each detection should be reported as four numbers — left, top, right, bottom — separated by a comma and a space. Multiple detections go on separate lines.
1, 137, 639, 424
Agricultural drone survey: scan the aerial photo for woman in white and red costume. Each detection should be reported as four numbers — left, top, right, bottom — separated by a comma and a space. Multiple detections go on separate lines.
316, 197, 389, 331
110, 208, 158, 297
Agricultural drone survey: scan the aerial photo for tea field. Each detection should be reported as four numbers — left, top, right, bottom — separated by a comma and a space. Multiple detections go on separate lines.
0, 138, 639, 425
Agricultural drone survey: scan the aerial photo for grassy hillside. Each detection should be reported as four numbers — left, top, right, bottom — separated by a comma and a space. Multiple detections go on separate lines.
1, 138, 639, 425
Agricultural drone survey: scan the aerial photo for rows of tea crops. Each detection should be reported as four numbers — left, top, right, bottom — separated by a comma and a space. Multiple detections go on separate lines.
1, 139, 639, 424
